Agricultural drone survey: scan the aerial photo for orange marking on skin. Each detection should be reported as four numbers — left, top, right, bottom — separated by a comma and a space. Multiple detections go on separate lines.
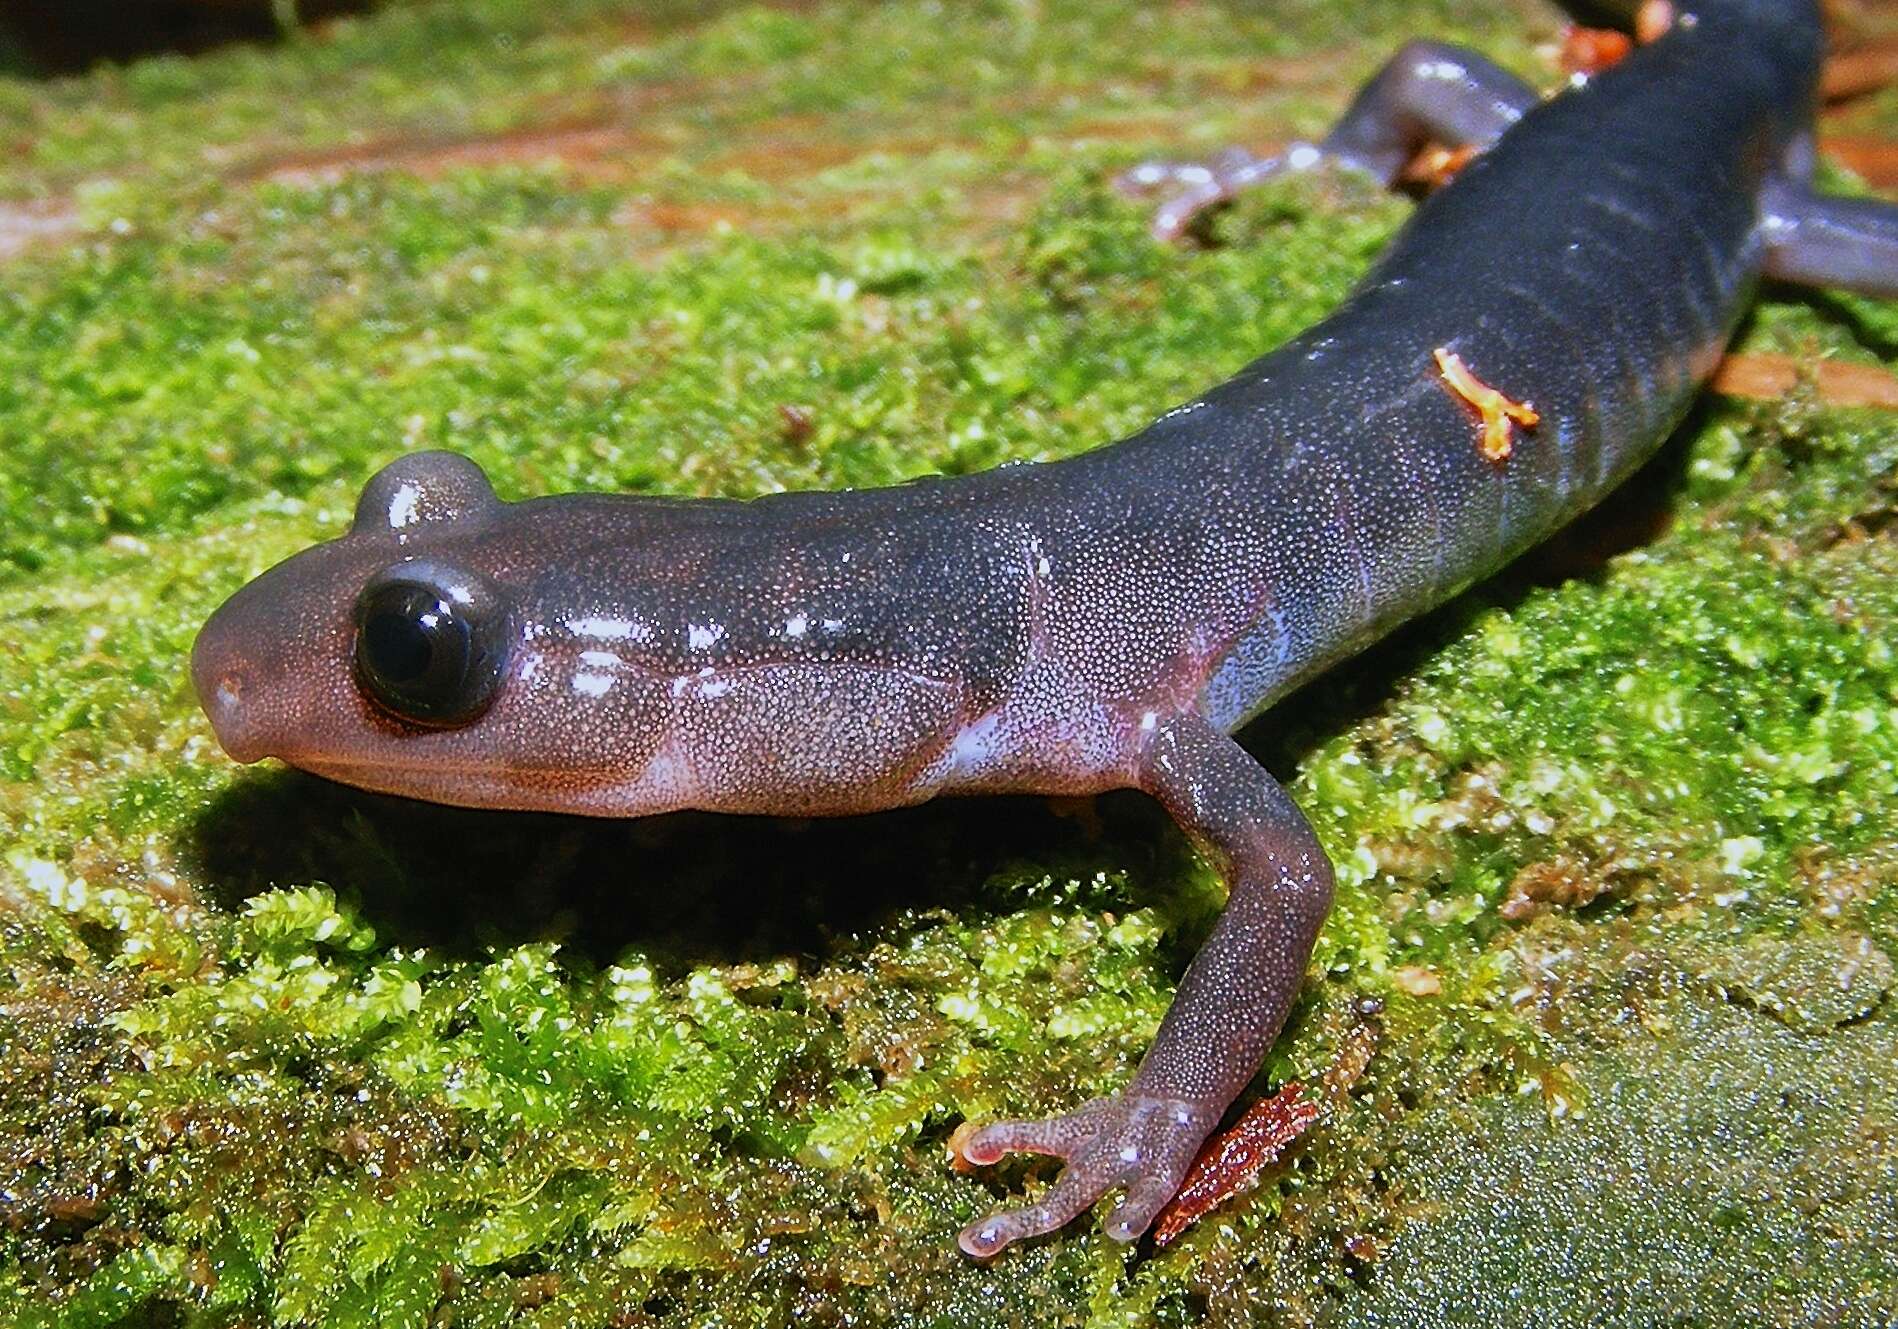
1151, 1082, 1320, 1248
1404, 142, 1480, 190
1559, 25, 1634, 76
1434, 347, 1539, 462
1635, 0, 1674, 45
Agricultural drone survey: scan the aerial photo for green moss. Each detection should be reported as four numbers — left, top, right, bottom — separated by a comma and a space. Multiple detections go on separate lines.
2, 0, 1896, 1325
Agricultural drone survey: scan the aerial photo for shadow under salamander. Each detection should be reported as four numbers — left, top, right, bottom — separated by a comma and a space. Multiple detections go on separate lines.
186, 774, 1189, 970
185, 406, 1699, 971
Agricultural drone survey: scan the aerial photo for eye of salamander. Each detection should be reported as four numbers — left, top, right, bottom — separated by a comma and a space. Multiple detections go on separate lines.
352, 563, 508, 726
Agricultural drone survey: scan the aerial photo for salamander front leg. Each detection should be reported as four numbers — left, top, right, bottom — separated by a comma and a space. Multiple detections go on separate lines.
1762, 178, 1898, 299
959, 713, 1334, 1256
1120, 40, 1541, 240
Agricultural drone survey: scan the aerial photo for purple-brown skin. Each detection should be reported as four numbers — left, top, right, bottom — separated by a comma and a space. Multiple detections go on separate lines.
193, 0, 1897, 1257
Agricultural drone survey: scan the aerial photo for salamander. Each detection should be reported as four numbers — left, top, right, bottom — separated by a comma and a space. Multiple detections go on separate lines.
191, 0, 1898, 1256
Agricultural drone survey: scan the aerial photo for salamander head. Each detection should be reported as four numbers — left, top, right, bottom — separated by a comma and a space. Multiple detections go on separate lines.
190, 451, 676, 811
193, 450, 504, 763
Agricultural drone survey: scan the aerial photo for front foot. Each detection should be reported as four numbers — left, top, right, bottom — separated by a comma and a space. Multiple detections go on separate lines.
957, 1092, 1219, 1257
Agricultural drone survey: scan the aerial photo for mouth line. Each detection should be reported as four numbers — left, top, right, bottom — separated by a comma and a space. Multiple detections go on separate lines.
279, 750, 693, 818
204, 717, 269, 766
284, 749, 633, 788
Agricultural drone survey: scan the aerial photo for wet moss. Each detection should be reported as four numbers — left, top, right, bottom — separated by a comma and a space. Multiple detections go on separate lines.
2, 0, 1895, 1325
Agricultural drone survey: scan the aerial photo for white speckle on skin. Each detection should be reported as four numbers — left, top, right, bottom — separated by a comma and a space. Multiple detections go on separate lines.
578, 650, 620, 668
1155, 398, 1208, 424
670, 667, 721, 699
573, 673, 613, 698
687, 622, 725, 651
388, 481, 423, 529
567, 615, 650, 643
638, 739, 695, 800
784, 612, 808, 639
947, 712, 1002, 777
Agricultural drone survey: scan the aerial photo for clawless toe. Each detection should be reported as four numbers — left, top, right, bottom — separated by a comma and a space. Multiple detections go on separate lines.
957, 1093, 1218, 1256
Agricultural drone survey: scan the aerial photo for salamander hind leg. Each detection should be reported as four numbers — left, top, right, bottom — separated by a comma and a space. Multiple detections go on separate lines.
1762, 179, 1898, 299
958, 713, 1335, 1256
1120, 39, 1541, 241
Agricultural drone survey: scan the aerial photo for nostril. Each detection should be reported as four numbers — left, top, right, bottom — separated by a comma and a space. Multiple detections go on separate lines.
208, 674, 251, 745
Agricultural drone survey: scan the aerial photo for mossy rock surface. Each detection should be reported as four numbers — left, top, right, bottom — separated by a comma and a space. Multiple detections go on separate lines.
3, 2, 1897, 1325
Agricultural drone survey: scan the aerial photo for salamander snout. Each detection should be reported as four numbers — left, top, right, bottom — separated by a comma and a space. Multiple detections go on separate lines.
189, 541, 347, 767
190, 613, 269, 765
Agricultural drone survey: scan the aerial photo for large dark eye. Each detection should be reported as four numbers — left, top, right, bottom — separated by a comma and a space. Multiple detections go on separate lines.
352, 561, 509, 726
